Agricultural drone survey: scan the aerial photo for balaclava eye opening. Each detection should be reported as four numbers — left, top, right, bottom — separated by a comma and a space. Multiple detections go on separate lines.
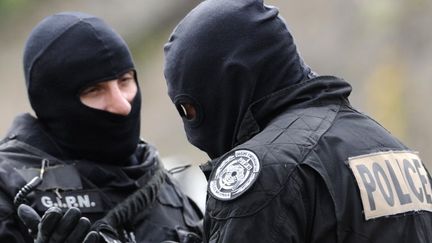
164, 0, 314, 159
23, 12, 141, 164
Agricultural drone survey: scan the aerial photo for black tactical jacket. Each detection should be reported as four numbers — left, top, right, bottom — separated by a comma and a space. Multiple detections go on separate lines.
202, 76, 432, 243
0, 114, 202, 242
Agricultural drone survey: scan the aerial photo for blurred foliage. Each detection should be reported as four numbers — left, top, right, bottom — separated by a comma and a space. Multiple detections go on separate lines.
365, 51, 407, 140
0, 0, 29, 14
126, 1, 199, 82
358, 0, 403, 28
129, 20, 175, 68
0, 0, 27, 8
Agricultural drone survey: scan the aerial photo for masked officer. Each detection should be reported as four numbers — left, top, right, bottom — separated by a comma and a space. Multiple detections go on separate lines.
0, 12, 202, 243
164, 0, 432, 242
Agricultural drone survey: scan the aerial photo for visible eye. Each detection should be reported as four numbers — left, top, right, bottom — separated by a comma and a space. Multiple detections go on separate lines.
119, 77, 135, 85
118, 72, 135, 87
81, 85, 102, 96
176, 103, 197, 121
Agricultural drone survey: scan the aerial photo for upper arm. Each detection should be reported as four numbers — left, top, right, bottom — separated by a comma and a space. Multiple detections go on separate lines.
204, 166, 309, 243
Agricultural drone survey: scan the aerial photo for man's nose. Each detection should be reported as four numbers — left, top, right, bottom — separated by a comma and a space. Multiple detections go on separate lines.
106, 86, 132, 116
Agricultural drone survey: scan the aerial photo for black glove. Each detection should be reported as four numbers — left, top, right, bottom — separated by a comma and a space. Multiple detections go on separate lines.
90, 220, 123, 243
18, 204, 100, 243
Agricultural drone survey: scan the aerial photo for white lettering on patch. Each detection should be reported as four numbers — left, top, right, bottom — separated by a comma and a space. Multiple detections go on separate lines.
40, 194, 96, 209
209, 149, 261, 201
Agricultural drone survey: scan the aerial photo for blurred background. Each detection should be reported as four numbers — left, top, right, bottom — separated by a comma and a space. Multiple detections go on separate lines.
0, 0, 431, 210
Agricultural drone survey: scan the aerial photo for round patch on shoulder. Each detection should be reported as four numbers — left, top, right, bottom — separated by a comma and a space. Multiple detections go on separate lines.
209, 149, 261, 201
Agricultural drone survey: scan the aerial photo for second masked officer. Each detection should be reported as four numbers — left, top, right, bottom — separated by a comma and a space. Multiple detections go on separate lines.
0, 12, 202, 243
164, 0, 432, 242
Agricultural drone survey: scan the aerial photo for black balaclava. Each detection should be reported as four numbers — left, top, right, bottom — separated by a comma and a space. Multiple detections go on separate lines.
164, 0, 314, 159
23, 12, 141, 164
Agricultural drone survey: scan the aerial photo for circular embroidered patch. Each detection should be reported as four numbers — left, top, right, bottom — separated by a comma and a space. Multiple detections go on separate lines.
209, 149, 261, 201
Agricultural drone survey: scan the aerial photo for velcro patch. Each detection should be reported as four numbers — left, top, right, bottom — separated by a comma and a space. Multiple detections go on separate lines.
349, 151, 432, 220
209, 149, 260, 201
34, 189, 109, 213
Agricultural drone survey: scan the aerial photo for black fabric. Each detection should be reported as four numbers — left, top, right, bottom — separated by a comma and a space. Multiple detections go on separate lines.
164, 0, 315, 159
0, 114, 203, 243
18, 205, 92, 243
5, 113, 65, 159
163, 0, 432, 241
203, 76, 432, 242
23, 12, 140, 164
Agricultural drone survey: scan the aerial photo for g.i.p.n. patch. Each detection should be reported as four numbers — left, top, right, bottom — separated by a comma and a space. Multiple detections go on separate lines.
209, 149, 261, 201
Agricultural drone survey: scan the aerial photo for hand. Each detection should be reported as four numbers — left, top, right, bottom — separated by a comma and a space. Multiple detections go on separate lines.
18, 204, 99, 243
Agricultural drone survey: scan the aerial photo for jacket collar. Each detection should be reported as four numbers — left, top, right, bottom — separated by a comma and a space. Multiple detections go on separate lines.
235, 76, 352, 145
5, 113, 67, 159
3, 113, 160, 188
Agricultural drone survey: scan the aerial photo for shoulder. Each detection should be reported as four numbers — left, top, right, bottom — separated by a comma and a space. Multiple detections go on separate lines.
0, 139, 48, 202
0, 138, 47, 174
209, 103, 341, 195
206, 153, 316, 222
249, 103, 340, 154
206, 104, 342, 218
206, 149, 304, 220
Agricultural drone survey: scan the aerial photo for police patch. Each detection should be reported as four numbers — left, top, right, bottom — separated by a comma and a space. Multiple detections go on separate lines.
209, 149, 260, 201
349, 151, 432, 220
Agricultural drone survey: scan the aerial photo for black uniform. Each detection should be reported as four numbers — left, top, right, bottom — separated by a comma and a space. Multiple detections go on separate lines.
1, 11, 203, 242
163, 0, 432, 242
0, 113, 202, 242
202, 76, 432, 242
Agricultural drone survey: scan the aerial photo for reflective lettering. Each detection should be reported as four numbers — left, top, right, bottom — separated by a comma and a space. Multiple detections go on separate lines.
356, 164, 377, 211
77, 195, 91, 207
56, 197, 64, 207
65, 196, 77, 208
349, 151, 432, 220
414, 159, 432, 203
386, 160, 411, 205
373, 162, 394, 206
41, 196, 53, 207
404, 159, 423, 202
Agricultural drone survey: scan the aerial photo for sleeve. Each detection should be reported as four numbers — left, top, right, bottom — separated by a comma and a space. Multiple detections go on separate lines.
164, 174, 204, 239
204, 166, 310, 243
0, 190, 34, 243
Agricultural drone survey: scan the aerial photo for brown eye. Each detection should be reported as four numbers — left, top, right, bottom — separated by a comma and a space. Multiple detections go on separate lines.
176, 103, 197, 121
